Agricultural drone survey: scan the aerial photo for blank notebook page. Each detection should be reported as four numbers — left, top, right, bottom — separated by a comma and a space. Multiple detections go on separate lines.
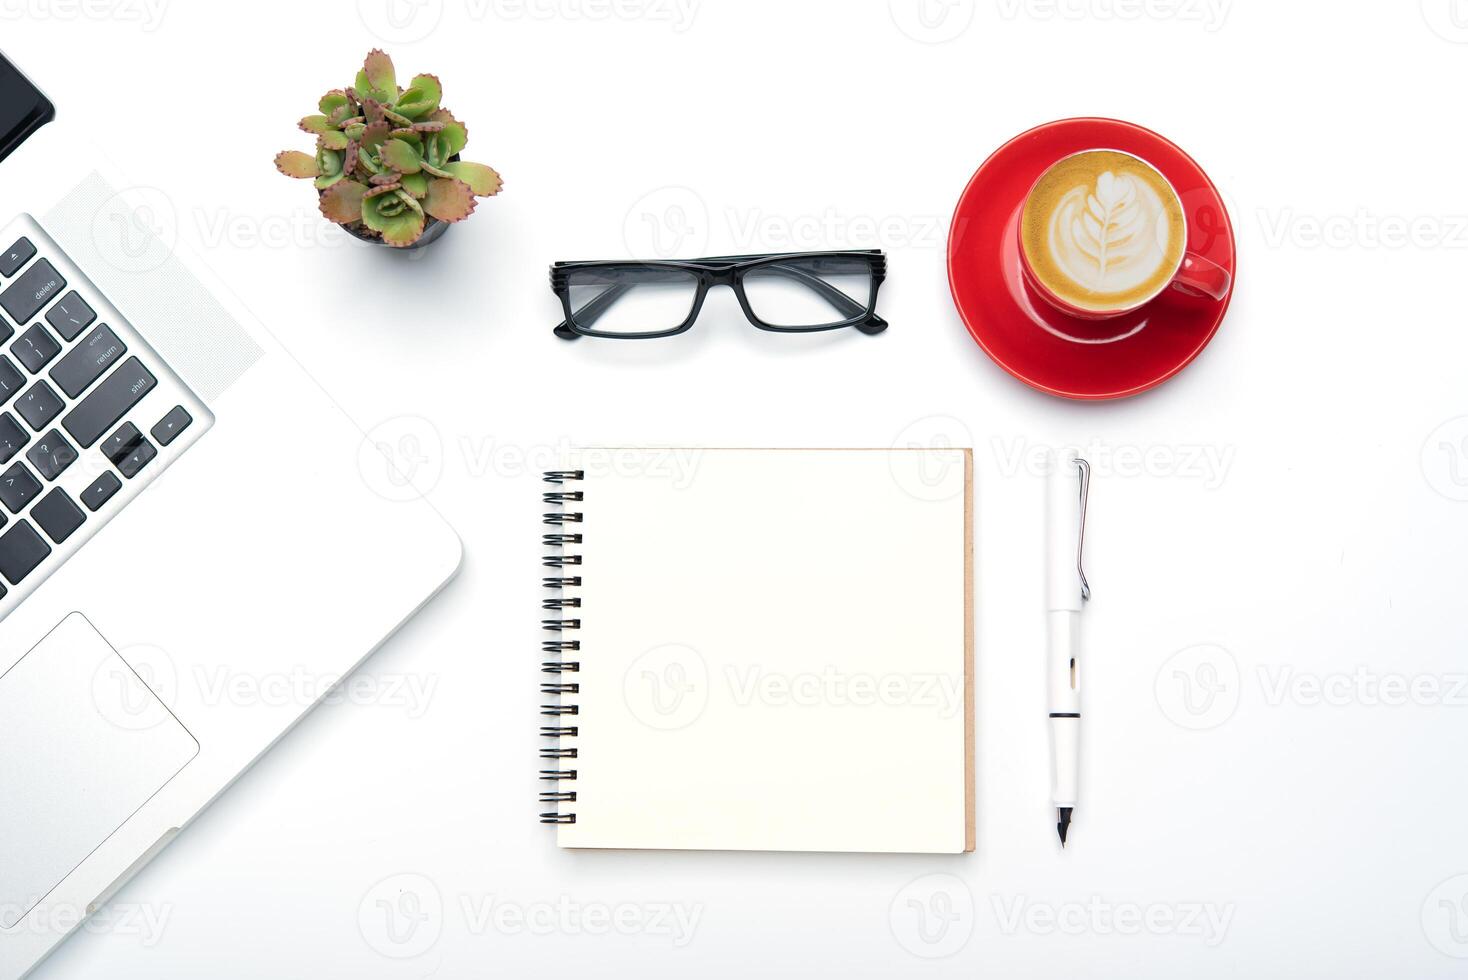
554, 449, 972, 853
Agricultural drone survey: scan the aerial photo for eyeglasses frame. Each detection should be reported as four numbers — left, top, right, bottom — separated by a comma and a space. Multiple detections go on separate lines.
549, 250, 888, 340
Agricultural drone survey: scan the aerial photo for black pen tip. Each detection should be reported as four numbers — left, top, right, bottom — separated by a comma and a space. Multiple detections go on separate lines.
1056, 807, 1072, 847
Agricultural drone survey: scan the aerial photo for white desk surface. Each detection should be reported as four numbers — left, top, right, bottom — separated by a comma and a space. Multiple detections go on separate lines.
14, 2, 1468, 976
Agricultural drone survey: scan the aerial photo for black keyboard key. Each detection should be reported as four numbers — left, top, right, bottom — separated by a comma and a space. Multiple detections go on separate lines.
102, 422, 143, 464
151, 406, 192, 446
26, 430, 76, 481
31, 488, 84, 544
116, 437, 156, 479
44, 291, 96, 341
12, 323, 60, 373
62, 357, 155, 448
0, 258, 65, 326
81, 472, 121, 512
0, 413, 28, 464
15, 380, 63, 431
50, 324, 125, 398
0, 356, 22, 400
0, 238, 35, 278
0, 520, 49, 584
0, 462, 40, 514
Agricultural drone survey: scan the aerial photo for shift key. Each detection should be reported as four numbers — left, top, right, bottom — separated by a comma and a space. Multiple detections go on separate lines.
50, 324, 126, 398
62, 357, 155, 448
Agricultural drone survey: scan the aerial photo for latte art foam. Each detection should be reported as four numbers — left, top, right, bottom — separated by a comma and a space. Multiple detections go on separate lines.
1021, 150, 1186, 313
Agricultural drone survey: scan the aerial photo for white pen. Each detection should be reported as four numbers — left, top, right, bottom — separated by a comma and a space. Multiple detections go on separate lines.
1045, 450, 1091, 847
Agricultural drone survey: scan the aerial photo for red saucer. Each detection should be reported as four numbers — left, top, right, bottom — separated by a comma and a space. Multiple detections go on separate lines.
947, 118, 1236, 400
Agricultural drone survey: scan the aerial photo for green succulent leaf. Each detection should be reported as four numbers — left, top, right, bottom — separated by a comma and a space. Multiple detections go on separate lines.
362, 188, 425, 247
438, 120, 468, 159
274, 150, 319, 179
422, 110, 458, 163
388, 128, 424, 152
318, 130, 349, 151
395, 74, 442, 120
359, 49, 397, 103
319, 90, 352, 115
399, 171, 429, 199
442, 161, 502, 197
381, 105, 415, 127
320, 179, 369, 223
299, 115, 332, 135
424, 177, 477, 223
358, 121, 391, 155
344, 122, 366, 141
314, 146, 344, 189
380, 138, 423, 174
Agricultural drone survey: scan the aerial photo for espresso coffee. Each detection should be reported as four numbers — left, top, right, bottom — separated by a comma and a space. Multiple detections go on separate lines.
1020, 150, 1186, 313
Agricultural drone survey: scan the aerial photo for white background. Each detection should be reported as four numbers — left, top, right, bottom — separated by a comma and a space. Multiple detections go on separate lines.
8, 0, 1468, 975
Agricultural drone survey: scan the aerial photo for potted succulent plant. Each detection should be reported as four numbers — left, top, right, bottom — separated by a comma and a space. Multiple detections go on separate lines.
275, 50, 502, 249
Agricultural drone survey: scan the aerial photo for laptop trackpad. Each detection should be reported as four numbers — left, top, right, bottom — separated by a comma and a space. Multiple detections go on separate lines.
0, 613, 198, 929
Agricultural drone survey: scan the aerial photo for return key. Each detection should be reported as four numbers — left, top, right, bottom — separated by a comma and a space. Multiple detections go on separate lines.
49, 324, 126, 398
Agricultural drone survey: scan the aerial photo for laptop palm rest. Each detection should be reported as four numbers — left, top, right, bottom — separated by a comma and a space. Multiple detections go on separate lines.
0, 613, 197, 930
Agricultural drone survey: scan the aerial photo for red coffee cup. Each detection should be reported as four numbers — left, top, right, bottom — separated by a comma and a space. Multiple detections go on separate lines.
1017, 148, 1231, 320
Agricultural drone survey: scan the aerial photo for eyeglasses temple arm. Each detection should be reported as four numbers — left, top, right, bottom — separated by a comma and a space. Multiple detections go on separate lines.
755, 265, 870, 320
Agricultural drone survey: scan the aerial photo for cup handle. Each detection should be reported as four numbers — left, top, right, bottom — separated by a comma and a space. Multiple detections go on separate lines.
1171, 252, 1232, 301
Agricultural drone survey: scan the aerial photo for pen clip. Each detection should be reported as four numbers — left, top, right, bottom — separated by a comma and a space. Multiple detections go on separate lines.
1074, 457, 1091, 602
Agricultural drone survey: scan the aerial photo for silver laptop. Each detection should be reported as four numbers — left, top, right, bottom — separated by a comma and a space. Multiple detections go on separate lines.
0, 54, 462, 979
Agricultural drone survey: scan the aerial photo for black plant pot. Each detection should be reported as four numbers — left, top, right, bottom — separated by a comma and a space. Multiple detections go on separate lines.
343, 216, 449, 250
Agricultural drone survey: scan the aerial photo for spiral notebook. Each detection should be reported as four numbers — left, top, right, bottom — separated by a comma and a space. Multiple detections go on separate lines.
540, 448, 974, 853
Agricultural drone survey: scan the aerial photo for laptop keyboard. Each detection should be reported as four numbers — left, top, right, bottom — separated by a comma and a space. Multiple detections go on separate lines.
0, 214, 211, 618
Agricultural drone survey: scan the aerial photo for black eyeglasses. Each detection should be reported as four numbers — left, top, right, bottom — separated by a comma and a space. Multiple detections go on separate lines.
550, 250, 887, 340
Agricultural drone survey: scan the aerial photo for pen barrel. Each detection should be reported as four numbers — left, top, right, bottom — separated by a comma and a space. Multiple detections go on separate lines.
1049, 716, 1080, 807
1047, 610, 1080, 712
1048, 610, 1080, 808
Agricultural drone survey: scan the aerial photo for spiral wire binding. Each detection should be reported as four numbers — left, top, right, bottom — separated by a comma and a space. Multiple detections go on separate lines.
540, 470, 585, 825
